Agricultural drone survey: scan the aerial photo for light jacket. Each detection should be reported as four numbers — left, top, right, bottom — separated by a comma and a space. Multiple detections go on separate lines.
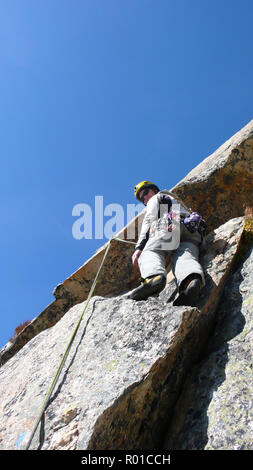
135, 190, 189, 252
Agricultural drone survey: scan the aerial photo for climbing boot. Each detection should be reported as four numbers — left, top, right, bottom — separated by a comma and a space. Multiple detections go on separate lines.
128, 274, 166, 301
173, 274, 202, 307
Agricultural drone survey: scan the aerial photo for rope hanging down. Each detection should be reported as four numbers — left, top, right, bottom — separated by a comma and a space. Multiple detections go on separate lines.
25, 191, 187, 450
25, 236, 136, 450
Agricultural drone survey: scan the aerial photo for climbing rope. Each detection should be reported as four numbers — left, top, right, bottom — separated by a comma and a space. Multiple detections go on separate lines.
25, 192, 188, 449
162, 190, 192, 214
25, 236, 136, 450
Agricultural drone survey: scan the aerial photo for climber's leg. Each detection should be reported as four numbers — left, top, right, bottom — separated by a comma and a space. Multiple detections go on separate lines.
171, 240, 205, 307
138, 247, 167, 279
128, 248, 167, 301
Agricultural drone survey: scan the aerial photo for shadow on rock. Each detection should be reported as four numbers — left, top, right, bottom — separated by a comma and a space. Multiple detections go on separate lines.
163, 250, 249, 450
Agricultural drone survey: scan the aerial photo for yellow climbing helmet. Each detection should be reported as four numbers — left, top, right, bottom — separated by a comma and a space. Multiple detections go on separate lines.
134, 180, 160, 201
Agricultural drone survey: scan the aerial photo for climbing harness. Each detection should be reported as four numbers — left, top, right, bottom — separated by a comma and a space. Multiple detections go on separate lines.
25, 236, 136, 450
164, 191, 207, 242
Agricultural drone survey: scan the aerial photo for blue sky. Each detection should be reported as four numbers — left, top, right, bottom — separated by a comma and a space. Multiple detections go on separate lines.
0, 0, 252, 347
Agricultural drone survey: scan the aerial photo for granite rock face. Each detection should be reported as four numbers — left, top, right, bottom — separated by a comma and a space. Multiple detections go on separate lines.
0, 122, 252, 450
87, 217, 248, 450
163, 244, 253, 450
0, 217, 248, 450
172, 120, 253, 233
1, 121, 252, 366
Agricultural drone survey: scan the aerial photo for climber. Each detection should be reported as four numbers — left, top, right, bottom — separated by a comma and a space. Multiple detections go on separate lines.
129, 181, 205, 306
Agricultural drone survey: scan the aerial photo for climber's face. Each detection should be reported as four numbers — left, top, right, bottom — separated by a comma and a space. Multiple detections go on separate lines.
139, 188, 156, 206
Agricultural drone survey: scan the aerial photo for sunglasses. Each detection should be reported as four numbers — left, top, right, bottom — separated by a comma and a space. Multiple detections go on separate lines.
139, 188, 150, 204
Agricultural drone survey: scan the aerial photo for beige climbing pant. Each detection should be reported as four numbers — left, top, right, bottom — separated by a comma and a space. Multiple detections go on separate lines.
138, 224, 205, 288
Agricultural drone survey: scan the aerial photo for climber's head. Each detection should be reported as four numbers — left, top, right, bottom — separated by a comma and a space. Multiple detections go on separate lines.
134, 181, 160, 205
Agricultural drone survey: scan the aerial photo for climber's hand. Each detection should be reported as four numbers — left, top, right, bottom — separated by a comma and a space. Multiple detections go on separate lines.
132, 249, 142, 267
